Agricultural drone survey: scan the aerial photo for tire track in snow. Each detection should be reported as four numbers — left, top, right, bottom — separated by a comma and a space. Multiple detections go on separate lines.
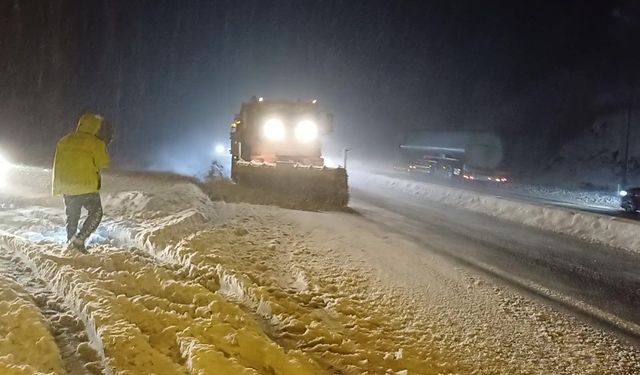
0, 223, 326, 374
0, 271, 66, 374
0, 250, 103, 374
131, 208, 470, 374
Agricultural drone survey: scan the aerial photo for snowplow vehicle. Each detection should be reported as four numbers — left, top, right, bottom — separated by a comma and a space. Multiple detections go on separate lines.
229, 97, 348, 208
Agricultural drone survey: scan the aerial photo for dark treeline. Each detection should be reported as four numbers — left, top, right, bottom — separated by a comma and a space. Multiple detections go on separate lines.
1, 0, 639, 169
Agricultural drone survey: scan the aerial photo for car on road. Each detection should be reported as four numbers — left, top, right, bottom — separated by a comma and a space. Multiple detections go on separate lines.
619, 187, 640, 213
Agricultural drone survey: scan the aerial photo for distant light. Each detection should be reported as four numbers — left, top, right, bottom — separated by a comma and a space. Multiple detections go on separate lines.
312, 99, 317, 104
258, 97, 264, 102
619, 190, 628, 197
0, 153, 9, 168
0, 153, 12, 187
214, 144, 226, 155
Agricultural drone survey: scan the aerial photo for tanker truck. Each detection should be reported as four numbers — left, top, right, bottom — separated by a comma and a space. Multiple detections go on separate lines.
396, 130, 509, 183
230, 97, 349, 207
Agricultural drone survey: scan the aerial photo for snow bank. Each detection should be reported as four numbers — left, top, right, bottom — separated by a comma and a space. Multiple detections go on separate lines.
0, 233, 326, 375
102, 179, 212, 219
509, 183, 618, 208
0, 181, 335, 374
0, 275, 65, 374
355, 172, 640, 253
0, 180, 437, 373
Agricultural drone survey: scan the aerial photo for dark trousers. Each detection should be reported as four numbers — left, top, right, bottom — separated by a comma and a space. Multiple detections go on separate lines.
63, 192, 103, 241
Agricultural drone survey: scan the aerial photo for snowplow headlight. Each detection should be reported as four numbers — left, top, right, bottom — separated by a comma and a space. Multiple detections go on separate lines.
263, 118, 285, 141
619, 190, 628, 197
295, 120, 318, 143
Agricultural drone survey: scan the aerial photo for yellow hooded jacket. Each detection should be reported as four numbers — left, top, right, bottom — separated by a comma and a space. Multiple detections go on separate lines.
52, 114, 110, 196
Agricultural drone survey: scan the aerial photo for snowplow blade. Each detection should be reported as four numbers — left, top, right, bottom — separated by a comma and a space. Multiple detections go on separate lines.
232, 162, 349, 210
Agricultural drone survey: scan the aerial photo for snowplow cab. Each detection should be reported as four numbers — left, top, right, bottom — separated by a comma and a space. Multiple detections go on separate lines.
230, 97, 348, 209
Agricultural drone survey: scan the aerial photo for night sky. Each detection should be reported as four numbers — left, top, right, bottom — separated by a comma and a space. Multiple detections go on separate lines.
1, 0, 639, 174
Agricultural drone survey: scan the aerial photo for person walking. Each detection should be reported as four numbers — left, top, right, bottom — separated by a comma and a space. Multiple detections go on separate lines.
52, 113, 111, 253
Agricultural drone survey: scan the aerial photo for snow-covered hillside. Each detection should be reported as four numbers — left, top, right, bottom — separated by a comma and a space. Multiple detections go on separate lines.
0, 167, 638, 374
541, 108, 640, 189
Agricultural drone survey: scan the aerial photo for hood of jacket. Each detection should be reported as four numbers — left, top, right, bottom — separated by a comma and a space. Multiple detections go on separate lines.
76, 113, 104, 135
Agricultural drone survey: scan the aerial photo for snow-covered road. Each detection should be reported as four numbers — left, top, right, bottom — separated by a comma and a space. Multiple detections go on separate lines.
349, 180, 640, 337
355, 171, 640, 253
0, 166, 639, 374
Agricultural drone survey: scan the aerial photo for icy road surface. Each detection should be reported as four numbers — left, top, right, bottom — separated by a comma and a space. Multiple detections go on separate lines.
350, 171, 640, 330
0, 166, 638, 374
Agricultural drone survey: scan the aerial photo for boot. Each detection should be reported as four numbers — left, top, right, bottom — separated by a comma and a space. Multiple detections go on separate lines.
67, 235, 87, 254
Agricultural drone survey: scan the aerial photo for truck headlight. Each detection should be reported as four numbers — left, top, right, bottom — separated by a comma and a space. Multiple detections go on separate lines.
619, 190, 628, 197
295, 120, 318, 143
263, 118, 285, 141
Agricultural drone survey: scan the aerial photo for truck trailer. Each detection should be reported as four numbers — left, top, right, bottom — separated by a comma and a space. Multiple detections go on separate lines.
396, 130, 509, 183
